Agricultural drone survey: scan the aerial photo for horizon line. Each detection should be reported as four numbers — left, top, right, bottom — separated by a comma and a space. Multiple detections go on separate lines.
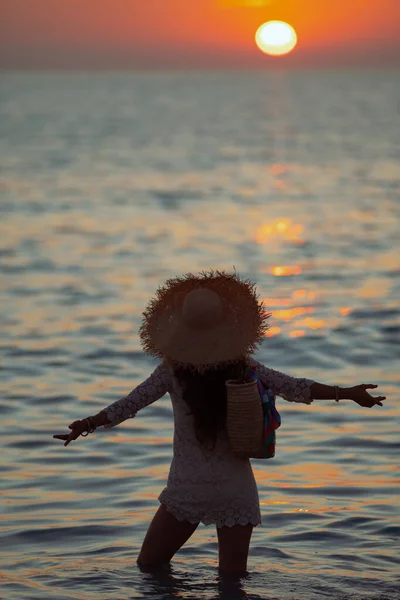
1, 63, 399, 74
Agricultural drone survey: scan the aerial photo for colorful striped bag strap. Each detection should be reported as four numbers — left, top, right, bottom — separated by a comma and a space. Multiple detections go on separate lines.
245, 367, 281, 459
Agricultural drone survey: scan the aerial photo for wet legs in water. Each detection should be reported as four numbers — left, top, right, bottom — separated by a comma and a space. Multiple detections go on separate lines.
137, 504, 253, 577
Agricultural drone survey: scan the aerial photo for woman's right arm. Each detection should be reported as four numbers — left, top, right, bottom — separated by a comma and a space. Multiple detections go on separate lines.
248, 357, 315, 404
310, 381, 386, 407
249, 358, 385, 408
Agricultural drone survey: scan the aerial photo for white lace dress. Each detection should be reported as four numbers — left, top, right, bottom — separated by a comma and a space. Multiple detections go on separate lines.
103, 357, 314, 528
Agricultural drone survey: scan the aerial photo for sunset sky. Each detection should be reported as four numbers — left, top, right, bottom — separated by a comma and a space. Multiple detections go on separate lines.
1, 0, 399, 69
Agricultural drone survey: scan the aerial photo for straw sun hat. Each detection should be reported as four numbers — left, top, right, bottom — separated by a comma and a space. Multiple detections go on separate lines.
139, 269, 270, 373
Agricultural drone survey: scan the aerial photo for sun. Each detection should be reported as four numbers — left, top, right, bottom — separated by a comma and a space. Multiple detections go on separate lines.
255, 21, 297, 57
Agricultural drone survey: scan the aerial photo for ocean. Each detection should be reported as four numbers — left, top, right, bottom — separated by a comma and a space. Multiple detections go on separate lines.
0, 69, 399, 600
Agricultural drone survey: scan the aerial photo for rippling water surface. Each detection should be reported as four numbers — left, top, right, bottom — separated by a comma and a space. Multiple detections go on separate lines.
1, 70, 399, 600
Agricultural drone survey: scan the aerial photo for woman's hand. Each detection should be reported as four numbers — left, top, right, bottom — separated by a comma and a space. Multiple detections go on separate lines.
348, 384, 386, 408
53, 419, 89, 447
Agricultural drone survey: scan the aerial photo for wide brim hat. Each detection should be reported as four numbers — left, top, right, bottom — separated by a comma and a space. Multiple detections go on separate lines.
139, 269, 270, 373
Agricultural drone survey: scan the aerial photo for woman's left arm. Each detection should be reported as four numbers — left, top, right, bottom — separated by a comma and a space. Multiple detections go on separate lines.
53, 362, 171, 446
101, 362, 171, 427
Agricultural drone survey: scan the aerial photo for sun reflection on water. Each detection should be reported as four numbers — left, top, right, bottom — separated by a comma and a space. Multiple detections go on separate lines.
289, 330, 306, 338
260, 280, 325, 337
265, 326, 281, 337
256, 218, 304, 245
270, 265, 302, 276
272, 306, 314, 321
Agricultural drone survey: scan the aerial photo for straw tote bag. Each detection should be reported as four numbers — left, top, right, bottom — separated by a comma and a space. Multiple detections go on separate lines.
226, 368, 281, 459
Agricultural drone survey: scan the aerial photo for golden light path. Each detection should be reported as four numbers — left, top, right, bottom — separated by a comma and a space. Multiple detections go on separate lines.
255, 20, 298, 56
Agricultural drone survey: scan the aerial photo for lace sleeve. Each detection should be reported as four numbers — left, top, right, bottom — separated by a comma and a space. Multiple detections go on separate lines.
248, 357, 314, 404
103, 362, 171, 427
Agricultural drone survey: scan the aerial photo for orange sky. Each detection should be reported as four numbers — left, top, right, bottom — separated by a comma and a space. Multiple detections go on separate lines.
1, 0, 399, 69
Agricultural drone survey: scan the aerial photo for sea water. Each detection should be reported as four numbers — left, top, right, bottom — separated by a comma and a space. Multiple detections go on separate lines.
0, 69, 399, 599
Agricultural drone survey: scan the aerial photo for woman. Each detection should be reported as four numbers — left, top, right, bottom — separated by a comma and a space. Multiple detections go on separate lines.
54, 270, 385, 575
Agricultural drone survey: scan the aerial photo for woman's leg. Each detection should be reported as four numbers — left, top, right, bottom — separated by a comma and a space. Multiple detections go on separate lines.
217, 524, 253, 576
137, 504, 199, 569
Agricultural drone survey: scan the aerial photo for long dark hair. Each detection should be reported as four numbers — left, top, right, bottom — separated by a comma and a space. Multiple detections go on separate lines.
172, 359, 249, 448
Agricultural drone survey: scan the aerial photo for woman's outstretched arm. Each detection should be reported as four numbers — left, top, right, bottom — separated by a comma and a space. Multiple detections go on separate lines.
310, 382, 386, 407
53, 362, 171, 446
249, 357, 386, 408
